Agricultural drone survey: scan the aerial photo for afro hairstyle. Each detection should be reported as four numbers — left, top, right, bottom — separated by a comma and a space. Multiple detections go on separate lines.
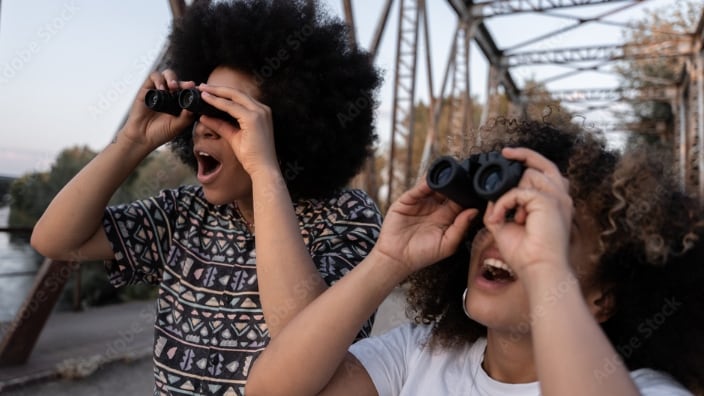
405, 118, 704, 393
166, 0, 382, 199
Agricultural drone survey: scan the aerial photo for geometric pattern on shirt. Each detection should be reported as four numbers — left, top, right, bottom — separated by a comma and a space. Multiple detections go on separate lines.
103, 185, 382, 396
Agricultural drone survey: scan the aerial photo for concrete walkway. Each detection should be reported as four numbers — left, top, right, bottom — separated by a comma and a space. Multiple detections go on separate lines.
0, 288, 409, 394
0, 300, 155, 393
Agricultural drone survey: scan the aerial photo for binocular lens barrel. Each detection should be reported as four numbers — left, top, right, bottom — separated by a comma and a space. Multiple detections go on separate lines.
426, 152, 524, 209
144, 89, 239, 128
178, 88, 233, 121
144, 90, 181, 116
427, 158, 458, 187
178, 88, 198, 109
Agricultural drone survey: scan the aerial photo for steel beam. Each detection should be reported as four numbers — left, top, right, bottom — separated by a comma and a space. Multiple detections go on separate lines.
525, 86, 678, 103
468, 0, 637, 18
697, 53, 704, 201
386, 0, 420, 208
502, 43, 693, 67
0, 260, 76, 365
447, 1, 521, 102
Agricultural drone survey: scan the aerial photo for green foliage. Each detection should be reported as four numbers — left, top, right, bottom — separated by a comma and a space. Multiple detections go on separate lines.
9, 145, 194, 307
0, 176, 15, 207
9, 146, 96, 227
616, 0, 704, 139
61, 264, 158, 309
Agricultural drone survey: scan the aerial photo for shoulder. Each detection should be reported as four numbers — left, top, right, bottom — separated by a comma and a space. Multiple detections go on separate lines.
350, 323, 482, 394
295, 188, 382, 225
154, 185, 234, 219
141, 184, 202, 206
630, 369, 693, 395
378, 322, 434, 344
351, 322, 470, 358
350, 323, 430, 354
165, 184, 203, 200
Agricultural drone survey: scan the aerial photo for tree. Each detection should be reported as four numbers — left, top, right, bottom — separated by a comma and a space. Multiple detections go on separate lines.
0, 176, 15, 207
616, 0, 703, 143
9, 146, 96, 228
370, 82, 575, 211
371, 94, 484, 209
8, 145, 197, 307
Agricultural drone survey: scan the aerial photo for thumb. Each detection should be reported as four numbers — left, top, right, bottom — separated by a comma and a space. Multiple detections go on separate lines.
441, 208, 479, 253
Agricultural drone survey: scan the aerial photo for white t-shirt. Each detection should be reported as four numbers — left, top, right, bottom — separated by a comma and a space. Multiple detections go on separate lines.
349, 323, 692, 396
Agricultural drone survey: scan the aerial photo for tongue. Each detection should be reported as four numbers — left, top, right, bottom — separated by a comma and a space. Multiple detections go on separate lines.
202, 157, 220, 175
484, 266, 514, 282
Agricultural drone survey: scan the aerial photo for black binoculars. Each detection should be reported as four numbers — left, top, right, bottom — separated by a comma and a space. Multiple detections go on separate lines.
426, 151, 524, 210
144, 89, 238, 126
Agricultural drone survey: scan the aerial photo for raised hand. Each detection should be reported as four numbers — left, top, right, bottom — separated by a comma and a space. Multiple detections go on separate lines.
373, 180, 479, 277
122, 69, 196, 149
195, 82, 278, 178
483, 147, 574, 283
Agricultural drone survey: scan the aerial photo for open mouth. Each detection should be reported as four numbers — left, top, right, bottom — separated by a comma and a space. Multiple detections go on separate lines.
196, 151, 222, 177
481, 258, 516, 282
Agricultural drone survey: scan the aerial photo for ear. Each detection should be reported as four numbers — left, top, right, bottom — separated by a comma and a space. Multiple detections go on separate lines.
585, 286, 616, 323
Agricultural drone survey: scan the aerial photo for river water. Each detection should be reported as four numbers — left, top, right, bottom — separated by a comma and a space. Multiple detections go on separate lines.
0, 206, 42, 322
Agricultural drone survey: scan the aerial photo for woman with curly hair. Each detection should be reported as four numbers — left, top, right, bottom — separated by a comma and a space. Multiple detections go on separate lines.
246, 120, 704, 395
31, 1, 382, 394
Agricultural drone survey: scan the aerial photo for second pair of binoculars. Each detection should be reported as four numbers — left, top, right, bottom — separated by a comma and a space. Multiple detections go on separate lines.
144, 88, 239, 127
426, 151, 525, 210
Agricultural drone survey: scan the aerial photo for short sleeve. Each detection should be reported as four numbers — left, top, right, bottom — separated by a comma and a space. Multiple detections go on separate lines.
308, 189, 382, 285
305, 189, 382, 338
102, 188, 180, 287
631, 369, 693, 396
348, 323, 430, 396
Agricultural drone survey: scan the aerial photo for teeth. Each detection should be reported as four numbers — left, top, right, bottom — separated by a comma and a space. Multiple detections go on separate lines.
198, 151, 211, 157
483, 258, 515, 277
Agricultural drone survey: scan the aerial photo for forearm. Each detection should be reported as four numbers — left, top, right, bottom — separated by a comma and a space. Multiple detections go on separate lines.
247, 249, 405, 396
250, 166, 329, 336
527, 267, 639, 396
31, 130, 154, 261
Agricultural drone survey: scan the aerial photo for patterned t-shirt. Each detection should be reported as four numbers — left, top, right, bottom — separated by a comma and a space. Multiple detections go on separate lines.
103, 185, 382, 396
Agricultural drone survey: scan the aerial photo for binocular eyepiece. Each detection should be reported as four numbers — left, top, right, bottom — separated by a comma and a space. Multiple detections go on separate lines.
426, 151, 524, 210
144, 89, 239, 127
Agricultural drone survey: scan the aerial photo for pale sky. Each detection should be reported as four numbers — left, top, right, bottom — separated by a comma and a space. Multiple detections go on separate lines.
0, 0, 682, 177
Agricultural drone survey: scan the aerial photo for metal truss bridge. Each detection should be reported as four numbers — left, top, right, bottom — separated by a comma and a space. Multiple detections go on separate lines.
1, 0, 703, 370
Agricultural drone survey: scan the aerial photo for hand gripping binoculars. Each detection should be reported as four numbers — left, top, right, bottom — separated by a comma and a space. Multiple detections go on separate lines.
426, 151, 524, 210
144, 89, 239, 126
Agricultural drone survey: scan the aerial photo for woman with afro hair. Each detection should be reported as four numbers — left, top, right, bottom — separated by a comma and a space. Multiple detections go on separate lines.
246, 119, 704, 396
32, 1, 383, 394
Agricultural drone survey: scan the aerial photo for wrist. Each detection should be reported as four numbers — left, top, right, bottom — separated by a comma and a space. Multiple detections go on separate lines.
250, 163, 287, 192
365, 248, 415, 286
248, 160, 283, 180
115, 126, 159, 156
521, 263, 579, 305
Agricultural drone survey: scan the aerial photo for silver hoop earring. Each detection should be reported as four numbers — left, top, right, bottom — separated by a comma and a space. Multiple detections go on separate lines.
462, 287, 471, 318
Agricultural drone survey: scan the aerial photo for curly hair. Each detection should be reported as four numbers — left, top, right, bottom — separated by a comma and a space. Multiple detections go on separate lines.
165, 0, 381, 198
405, 118, 704, 393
